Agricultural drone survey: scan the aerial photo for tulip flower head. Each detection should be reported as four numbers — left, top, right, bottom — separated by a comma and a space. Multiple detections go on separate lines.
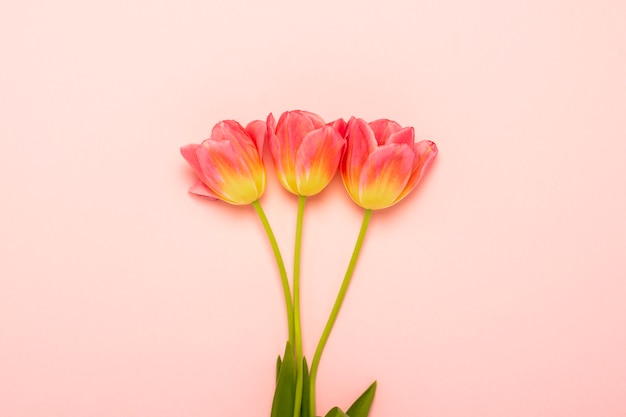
180, 120, 266, 205
267, 111, 346, 196
341, 117, 438, 210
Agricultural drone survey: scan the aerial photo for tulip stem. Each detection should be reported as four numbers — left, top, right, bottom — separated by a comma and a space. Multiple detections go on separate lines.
293, 195, 306, 417
252, 200, 295, 348
308, 209, 373, 417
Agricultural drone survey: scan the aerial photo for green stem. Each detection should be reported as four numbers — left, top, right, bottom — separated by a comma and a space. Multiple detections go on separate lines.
252, 200, 294, 347
293, 195, 306, 417
308, 209, 373, 417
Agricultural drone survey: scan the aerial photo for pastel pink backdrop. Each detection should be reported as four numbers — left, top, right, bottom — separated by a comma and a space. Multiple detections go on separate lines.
1, 0, 625, 416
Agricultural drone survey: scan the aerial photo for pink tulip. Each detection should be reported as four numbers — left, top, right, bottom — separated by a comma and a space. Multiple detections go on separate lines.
341, 117, 438, 210
180, 120, 266, 205
267, 111, 346, 196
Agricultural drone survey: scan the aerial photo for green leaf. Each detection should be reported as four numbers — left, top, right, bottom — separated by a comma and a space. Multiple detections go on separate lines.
346, 381, 377, 417
271, 342, 296, 417
324, 407, 349, 417
276, 355, 282, 383
300, 357, 310, 417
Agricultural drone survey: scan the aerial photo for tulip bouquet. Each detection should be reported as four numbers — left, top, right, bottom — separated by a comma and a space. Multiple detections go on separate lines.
181, 110, 437, 417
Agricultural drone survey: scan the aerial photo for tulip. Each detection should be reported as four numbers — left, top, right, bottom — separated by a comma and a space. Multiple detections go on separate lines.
341, 117, 438, 210
180, 120, 266, 205
266, 111, 346, 417
267, 111, 346, 197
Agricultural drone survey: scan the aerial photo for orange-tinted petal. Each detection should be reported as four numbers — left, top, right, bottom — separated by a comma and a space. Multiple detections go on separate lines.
357, 144, 414, 210
181, 120, 266, 205
214, 121, 266, 193
295, 126, 345, 196
341, 117, 377, 202
197, 138, 264, 205
267, 113, 297, 194
269, 110, 330, 195
275, 111, 323, 157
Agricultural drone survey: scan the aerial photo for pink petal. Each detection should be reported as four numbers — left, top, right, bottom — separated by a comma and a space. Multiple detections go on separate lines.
357, 144, 415, 210
266, 113, 279, 156
327, 118, 347, 137
294, 110, 326, 128
211, 120, 258, 156
341, 117, 377, 200
180, 143, 204, 176
275, 111, 321, 156
295, 126, 346, 196
188, 180, 219, 199
182, 144, 219, 200
386, 126, 415, 147
395, 140, 438, 203
211, 120, 263, 173
368, 119, 403, 145
245, 119, 266, 154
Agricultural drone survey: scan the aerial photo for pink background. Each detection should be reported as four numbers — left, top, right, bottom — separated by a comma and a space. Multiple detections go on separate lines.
1, 0, 625, 416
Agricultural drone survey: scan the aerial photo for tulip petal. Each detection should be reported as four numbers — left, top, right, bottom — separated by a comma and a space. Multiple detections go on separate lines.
213, 120, 266, 196
357, 144, 414, 210
245, 119, 266, 154
368, 119, 403, 145
180, 143, 203, 175
295, 126, 345, 196
276, 111, 321, 156
181, 120, 266, 205
269, 111, 328, 195
188, 180, 219, 199
297, 110, 326, 127
267, 113, 279, 162
197, 139, 264, 205
395, 140, 438, 203
212, 121, 258, 160
182, 143, 221, 198
328, 118, 347, 137
386, 126, 415, 147
267, 113, 297, 194
341, 118, 377, 202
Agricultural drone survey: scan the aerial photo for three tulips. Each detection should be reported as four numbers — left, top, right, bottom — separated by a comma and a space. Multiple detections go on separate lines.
181, 111, 437, 209
181, 110, 438, 417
